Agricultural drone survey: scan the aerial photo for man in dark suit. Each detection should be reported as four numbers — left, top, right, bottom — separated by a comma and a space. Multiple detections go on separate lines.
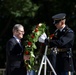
45, 13, 75, 75
6, 24, 30, 75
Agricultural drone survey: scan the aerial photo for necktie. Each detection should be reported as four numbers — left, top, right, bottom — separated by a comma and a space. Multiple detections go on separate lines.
19, 40, 22, 47
19, 40, 23, 52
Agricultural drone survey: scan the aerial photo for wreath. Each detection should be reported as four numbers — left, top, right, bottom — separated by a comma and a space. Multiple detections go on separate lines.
24, 23, 46, 70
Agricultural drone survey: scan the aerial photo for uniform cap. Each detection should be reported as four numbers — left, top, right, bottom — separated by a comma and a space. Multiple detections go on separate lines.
52, 13, 66, 24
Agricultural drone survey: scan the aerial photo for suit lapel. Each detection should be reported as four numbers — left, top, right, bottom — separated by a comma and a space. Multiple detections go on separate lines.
13, 37, 23, 52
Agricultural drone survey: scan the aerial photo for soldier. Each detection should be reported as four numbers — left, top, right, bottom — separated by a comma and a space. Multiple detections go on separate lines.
45, 13, 75, 75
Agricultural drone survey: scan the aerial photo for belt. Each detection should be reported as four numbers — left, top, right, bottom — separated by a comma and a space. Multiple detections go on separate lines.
50, 47, 71, 52
57, 48, 67, 52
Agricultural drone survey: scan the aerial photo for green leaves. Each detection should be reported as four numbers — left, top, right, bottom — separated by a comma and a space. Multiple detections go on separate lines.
24, 23, 46, 70
32, 43, 37, 49
4, 0, 39, 17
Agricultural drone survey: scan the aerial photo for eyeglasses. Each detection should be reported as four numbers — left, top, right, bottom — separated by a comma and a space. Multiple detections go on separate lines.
17, 30, 25, 34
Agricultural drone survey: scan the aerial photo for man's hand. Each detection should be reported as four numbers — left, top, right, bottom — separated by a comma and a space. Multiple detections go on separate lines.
23, 55, 30, 60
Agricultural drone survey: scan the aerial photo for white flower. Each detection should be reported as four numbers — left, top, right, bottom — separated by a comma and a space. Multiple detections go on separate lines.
38, 23, 42, 26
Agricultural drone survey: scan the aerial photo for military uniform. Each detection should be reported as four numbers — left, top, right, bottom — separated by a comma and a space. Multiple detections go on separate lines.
46, 13, 75, 75
50, 26, 74, 71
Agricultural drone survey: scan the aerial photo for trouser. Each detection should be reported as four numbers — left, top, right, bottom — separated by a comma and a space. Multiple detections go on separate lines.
47, 50, 57, 75
47, 50, 57, 71
11, 66, 27, 75
57, 71, 73, 75
47, 71, 73, 75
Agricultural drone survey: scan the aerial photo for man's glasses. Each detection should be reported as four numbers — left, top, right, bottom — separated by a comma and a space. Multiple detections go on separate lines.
17, 30, 25, 34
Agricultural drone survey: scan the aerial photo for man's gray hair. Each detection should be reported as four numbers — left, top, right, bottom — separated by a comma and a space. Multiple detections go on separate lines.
13, 24, 24, 32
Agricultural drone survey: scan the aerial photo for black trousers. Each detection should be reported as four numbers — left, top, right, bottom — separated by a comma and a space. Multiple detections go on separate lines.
11, 66, 27, 75
47, 50, 57, 71
57, 71, 73, 75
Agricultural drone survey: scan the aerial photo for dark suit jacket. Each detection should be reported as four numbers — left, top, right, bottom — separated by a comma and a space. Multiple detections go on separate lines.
6, 37, 26, 75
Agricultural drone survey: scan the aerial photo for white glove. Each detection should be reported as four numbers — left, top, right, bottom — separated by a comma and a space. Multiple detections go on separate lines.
38, 32, 47, 43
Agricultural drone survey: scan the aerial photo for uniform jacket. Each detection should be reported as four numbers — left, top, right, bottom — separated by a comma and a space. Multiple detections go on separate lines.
6, 37, 24, 75
50, 25, 75, 72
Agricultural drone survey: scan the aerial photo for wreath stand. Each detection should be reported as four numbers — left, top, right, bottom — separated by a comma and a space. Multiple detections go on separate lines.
37, 44, 57, 75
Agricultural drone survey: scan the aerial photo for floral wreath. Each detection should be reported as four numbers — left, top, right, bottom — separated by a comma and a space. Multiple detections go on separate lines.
24, 23, 46, 70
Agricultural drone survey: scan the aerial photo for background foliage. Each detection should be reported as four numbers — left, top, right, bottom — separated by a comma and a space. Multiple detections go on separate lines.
0, 0, 76, 71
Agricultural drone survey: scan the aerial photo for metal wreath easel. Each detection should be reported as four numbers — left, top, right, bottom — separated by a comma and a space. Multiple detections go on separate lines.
37, 44, 57, 75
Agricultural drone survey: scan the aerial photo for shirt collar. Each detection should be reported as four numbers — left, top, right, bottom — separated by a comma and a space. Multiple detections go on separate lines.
59, 25, 66, 32
13, 35, 20, 43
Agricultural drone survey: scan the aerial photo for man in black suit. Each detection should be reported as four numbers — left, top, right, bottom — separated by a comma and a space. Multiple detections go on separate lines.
6, 24, 30, 75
